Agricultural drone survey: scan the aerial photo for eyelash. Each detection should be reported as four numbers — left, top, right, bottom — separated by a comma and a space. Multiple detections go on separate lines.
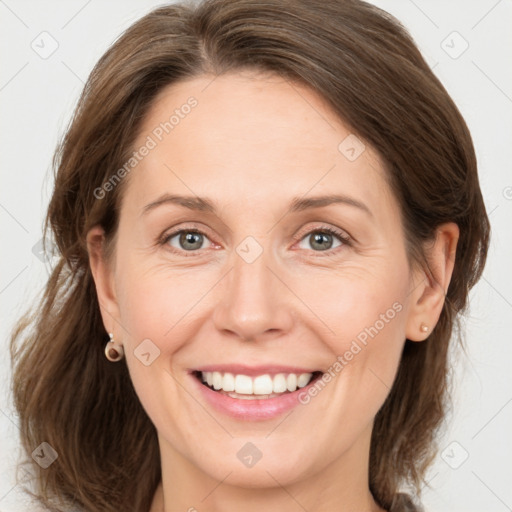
158, 224, 352, 258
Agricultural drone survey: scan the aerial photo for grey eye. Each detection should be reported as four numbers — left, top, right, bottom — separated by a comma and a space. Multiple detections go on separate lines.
298, 231, 343, 251
168, 231, 209, 251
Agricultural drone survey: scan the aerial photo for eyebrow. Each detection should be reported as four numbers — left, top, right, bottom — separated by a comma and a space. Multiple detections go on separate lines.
141, 193, 373, 217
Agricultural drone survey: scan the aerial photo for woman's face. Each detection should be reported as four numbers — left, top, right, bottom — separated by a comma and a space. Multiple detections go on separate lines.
91, 72, 433, 489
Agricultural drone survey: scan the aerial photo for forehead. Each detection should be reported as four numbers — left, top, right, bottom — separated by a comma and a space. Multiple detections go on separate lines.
123, 71, 396, 221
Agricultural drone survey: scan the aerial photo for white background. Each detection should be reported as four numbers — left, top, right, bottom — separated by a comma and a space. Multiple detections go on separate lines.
1, 1, 511, 511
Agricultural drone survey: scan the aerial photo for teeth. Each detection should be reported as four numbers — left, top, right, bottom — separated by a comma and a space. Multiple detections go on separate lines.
212, 372, 222, 390
286, 373, 297, 392
273, 373, 287, 393
222, 372, 235, 392
297, 373, 312, 388
235, 374, 253, 394
200, 371, 315, 395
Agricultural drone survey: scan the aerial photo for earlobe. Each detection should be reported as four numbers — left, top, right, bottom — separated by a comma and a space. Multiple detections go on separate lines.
86, 225, 121, 336
405, 222, 459, 342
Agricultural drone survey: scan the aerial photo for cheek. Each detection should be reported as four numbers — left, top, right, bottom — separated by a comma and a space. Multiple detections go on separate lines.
115, 260, 213, 349
113, 264, 204, 433
296, 266, 407, 341
293, 271, 408, 451
291, 264, 409, 391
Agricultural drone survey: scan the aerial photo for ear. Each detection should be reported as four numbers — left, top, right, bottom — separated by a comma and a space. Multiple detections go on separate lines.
405, 222, 459, 342
86, 225, 121, 337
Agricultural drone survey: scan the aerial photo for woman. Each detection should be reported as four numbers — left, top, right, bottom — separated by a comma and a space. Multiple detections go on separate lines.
10, 0, 490, 511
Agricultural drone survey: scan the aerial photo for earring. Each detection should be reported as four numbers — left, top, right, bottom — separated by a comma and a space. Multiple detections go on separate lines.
105, 332, 124, 362
420, 323, 429, 333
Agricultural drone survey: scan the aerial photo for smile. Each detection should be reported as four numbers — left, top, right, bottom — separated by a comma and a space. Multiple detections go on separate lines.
195, 370, 321, 398
189, 366, 325, 421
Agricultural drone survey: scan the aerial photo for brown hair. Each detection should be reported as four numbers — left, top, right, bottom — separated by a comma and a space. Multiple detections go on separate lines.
9, 0, 490, 510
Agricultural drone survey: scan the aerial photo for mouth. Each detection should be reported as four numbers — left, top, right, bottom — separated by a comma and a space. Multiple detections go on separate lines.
191, 369, 324, 400
187, 364, 327, 420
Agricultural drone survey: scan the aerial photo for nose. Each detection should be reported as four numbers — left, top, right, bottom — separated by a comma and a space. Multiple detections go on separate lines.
212, 245, 295, 343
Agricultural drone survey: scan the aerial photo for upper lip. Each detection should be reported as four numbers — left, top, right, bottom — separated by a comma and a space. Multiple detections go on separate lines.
191, 364, 322, 377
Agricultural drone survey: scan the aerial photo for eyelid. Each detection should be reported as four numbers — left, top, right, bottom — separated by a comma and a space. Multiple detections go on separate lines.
158, 222, 352, 256
290, 224, 352, 256
292, 224, 351, 244
158, 223, 217, 256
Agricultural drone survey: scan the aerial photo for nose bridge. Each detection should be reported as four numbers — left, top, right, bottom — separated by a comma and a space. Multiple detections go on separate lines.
212, 240, 293, 341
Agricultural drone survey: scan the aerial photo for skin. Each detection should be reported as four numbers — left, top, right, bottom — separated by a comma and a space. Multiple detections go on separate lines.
87, 71, 458, 512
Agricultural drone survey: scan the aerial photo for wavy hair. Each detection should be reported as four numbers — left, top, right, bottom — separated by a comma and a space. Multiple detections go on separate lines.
10, 1, 490, 510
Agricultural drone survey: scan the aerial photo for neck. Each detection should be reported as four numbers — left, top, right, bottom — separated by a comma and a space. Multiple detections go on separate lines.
150, 424, 387, 512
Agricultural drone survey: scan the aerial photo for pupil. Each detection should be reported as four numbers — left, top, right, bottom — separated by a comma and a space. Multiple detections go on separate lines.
180, 232, 202, 250
311, 232, 332, 251
177, 231, 333, 251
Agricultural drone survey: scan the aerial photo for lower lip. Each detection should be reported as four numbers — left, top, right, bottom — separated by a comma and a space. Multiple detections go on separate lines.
189, 372, 322, 421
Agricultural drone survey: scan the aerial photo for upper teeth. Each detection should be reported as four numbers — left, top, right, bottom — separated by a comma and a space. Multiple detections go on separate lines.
201, 372, 314, 395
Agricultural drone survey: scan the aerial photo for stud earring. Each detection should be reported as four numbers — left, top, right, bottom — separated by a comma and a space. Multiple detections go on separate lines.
104, 332, 124, 362
420, 323, 429, 333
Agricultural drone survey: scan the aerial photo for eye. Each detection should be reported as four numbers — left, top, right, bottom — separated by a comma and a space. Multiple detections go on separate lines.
162, 229, 214, 254
159, 224, 351, 257
296, 226, 350, 253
